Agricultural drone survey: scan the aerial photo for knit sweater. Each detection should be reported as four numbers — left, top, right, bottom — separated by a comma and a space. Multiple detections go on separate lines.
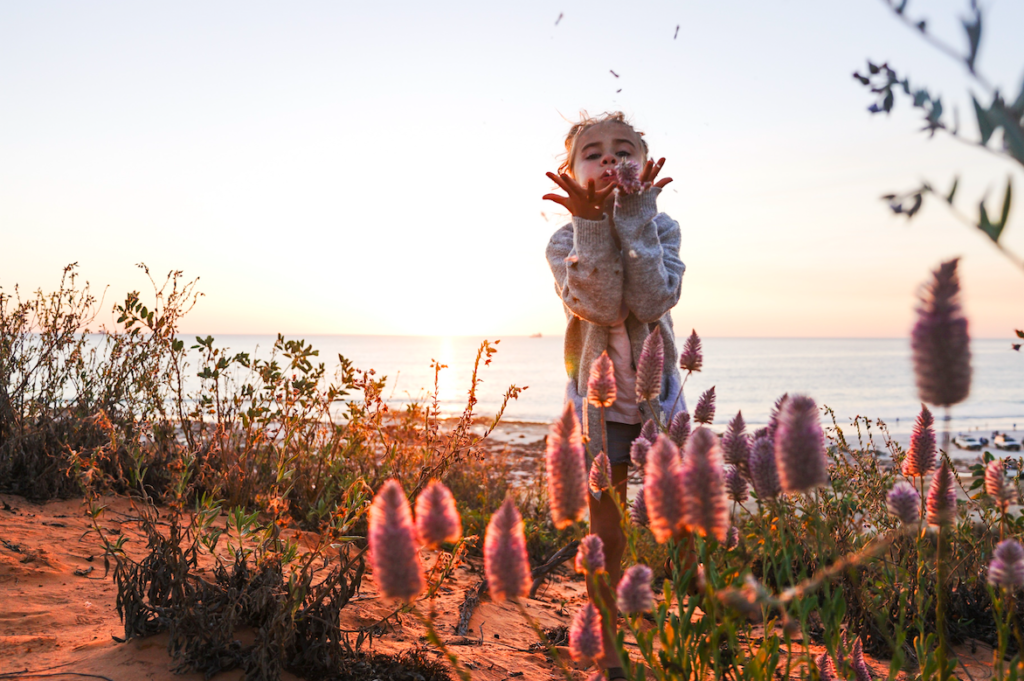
545, 186, 686, 459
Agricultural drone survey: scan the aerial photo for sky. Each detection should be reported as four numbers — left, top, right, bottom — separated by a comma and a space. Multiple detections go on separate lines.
1, 1, 1023, 338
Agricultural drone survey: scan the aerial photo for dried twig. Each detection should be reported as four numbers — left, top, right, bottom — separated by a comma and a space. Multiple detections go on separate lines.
529, 540, 580, 598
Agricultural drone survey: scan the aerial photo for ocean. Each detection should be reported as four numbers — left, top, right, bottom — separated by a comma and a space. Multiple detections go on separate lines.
192, 335, 1023, 437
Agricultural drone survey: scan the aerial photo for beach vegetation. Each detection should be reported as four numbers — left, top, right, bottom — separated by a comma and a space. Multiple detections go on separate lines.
3, 260, 1024, 680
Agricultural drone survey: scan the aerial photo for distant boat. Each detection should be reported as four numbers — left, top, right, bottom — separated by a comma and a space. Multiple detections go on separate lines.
529, 332, 542, 338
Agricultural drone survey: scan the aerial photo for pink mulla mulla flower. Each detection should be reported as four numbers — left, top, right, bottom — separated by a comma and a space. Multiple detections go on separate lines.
774, 394, 828, 494
902, 404, 937, 477
640, 419, 659, 443
986, 458, 1017, 511
766, 393, 789, 440
912, 258, 972, 407
679, 329, 702, 373
722, 411, 751, 468
668, 410, 691, 449
575, 534, 606, 575
587, 351, 617, 409
617, 564, 655, 614
568, 602, 604, 664
851, 638, 872, 681
725, 464, 749, 504
693, 386, 716, 425
484, 498, 531, 602
613, 159, 643, 194
545, 403, 588, 529
630, 437, 651, 468
589, 450, 613, 497
925, 460, 957, 527
748, 434, 781, 500
725, 525, 740, 550
414, 480, 462, 549
886, 482, 921, 525
681, 427, 729, 543
630, 486, 648, 527
817, 653, 838, 681
368, 479, 425, 602
988, 539, 1024, 589
644, 434, 685, 543
635, 327, 664, 403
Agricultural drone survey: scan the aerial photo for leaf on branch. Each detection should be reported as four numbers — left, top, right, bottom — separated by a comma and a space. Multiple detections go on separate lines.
906, 193, 923, 217
1011, 77, 1024, 116
978, 201, 1004, 243
962, 9, 982, 72
986, 102, 1024, 166
973, 96, 996, 145
1016, 330, 1024, 339
946, 177, 958, 204
999, 178, 1012, 232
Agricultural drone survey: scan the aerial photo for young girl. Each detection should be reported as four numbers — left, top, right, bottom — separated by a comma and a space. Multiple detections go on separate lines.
544, 112, 685, 680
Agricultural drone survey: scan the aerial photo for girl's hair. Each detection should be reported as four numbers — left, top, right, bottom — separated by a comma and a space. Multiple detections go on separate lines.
558, 111, 649, 177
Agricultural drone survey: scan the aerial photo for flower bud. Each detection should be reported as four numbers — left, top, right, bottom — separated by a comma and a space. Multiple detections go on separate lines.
575, 534, 606, 575
545, 403, 588, 529
911, 258, 971, 407
636, 327, 664, 403
369, 479, 425, 602
568, 603, 603, 664
668, 410, 691, 449
681, 427, 729, 542
644, 435, 685, 543
587, 351, 616, 408
484, 498, 531, 601
679, 329, 702, 373
926, 461, 957, 527
693, 386, 716, 425
902, 405, 936, 477
774, 395, 828, 494
886, 482, 921, 525
616, 564, 655, 614
414, 480, 462, 549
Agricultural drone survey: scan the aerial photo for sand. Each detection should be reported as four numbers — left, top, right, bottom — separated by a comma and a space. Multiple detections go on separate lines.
1, 419, 1016, 680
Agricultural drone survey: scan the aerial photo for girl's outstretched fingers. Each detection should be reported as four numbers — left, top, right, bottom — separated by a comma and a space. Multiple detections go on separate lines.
543, 193, 571, 210
641, 158, 667, 184
654, 176, 673, 189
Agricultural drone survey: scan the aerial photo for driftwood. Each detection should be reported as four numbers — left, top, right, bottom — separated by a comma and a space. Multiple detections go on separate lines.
455, 579, 488, 636
528, 539, 580, 598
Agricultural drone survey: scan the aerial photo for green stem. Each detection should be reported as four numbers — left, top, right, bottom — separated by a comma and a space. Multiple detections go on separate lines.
514, 600, 575, 681
412, 604, 472, 681
936, 524, 949, 681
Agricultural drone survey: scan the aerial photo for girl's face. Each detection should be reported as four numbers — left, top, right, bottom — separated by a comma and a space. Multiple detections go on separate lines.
570, 122, 644, 189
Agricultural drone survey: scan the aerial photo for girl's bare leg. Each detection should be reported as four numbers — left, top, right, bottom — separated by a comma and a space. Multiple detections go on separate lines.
587, 463, 629, 670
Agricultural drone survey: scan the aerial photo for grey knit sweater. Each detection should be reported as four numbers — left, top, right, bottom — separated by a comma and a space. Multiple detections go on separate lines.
545, 187, 686, 459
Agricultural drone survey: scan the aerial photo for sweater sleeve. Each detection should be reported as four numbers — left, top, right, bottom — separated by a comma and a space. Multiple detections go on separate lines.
612, 187, 685, 323
545, 216, 625, 326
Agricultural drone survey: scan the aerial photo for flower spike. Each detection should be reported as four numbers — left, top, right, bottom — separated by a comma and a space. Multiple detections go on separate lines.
911, 258, 971, 406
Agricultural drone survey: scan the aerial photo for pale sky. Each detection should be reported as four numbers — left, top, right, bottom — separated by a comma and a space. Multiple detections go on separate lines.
2, 1, 1022, 338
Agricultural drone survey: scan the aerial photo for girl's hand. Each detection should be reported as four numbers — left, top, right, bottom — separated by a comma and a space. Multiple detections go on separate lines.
641, 158, 673, 189
543, 172, 615, 221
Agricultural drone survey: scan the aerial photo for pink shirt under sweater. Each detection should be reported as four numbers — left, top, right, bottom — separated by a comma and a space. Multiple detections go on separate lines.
604, 303, 641, 424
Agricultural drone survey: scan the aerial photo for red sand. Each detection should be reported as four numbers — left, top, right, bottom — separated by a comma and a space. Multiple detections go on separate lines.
0, 490, 999, 680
